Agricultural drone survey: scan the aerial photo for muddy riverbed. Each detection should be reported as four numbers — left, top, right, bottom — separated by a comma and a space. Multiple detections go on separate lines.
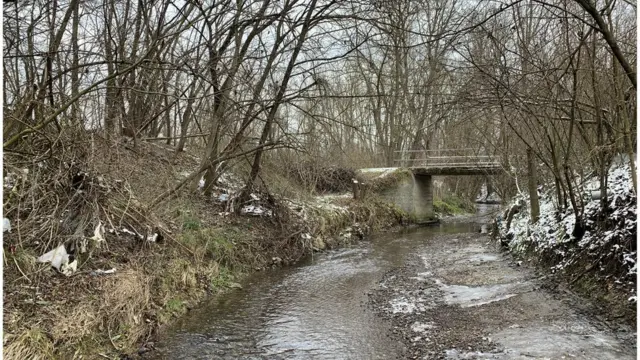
151, 206, 636, 359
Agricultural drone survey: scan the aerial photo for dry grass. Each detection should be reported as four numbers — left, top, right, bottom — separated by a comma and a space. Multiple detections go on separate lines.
50, 301, 100, 346
100, 269, 151, 347
4, 328, 56, 360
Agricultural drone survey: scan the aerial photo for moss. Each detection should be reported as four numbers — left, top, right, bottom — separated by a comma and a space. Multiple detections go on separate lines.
177, 225, 249, 269
6, 248, 37, 275
158, 297, 187, 324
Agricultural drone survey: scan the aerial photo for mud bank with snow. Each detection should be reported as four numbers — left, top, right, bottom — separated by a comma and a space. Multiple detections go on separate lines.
496, 161, 637, 322
367, 232, 636, 359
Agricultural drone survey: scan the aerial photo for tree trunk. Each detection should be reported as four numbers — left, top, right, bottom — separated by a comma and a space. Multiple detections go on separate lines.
242, 0, 319, 202
527, 148, 540, 223
177, 83, 197, 152
71, 0, 80, 126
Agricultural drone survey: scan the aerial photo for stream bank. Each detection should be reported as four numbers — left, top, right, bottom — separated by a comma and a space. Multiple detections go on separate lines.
2, 141, 412, 360
495, 161, 637, 325
152, 205, 636, 359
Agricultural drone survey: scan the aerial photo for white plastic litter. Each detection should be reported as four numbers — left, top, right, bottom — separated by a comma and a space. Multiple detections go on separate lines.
241, 205, 273, 216
3, 218, 11, 233
90, 222, 105, 243
61, 259, 77, 276
91, 268, 116, 276
121, 228, 137, 236
146, 233, 159, 242
37, 244, 70, 271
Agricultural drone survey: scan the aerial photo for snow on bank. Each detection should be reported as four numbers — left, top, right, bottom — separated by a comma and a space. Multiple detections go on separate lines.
359, 167, 399, 174
499, 160, 636, 299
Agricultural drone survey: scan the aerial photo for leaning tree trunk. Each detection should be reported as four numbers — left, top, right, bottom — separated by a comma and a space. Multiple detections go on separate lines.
527, 147, 540, 223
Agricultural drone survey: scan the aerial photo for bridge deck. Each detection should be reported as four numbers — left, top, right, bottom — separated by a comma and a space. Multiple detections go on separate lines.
410, 165, 503, 176
394, 149, 503, 176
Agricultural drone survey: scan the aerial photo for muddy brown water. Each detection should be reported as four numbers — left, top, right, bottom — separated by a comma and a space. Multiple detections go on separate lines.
152, 205, 636, 359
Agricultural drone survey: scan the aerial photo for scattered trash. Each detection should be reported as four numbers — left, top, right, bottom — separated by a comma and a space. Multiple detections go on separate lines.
121, 228, 137, 236
218, 193, 229, 202
37, 244, 70, 271
38, 244, 76, 276
61, 259, 77, 276
90, 222, 105, 243
146, 233, 159, 242
91, 268, 116, 276
4, 173, 16, 190
79, 238, 88, 253
3, 218, 11, 233
241, 205, 272, 216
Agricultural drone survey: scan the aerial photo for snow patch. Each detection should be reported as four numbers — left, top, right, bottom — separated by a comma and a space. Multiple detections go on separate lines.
434, 279, 522, 308
411, 321, 435, 333
389, 296, 429, 314
241, 205, 273, 217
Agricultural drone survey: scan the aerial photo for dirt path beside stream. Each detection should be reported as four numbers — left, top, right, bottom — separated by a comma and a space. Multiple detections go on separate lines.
367, 232, 637, 359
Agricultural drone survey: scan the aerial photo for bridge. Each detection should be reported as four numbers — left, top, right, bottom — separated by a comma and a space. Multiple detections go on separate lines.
360, 149, 503, 223
393, 149, 502, 175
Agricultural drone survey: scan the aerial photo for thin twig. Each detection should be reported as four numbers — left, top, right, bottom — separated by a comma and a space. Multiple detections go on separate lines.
12, 257, 32, 284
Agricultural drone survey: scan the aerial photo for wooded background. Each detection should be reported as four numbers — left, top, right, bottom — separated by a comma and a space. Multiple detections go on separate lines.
3, 0, 636, 226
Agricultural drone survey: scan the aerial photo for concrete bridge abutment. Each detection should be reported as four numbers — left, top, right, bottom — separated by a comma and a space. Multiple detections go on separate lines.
368, 170, 436, 224
412, 174, 434, 223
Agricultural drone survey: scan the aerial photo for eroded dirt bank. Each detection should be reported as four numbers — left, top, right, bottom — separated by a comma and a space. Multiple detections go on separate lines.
368, 232, 637, 359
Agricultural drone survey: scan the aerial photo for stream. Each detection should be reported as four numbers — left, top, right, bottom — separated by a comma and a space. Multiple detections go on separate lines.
152, 205, 636, 359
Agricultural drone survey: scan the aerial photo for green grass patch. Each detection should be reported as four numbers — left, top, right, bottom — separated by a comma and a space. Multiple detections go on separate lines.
178, 225, 244, 267
179, 211, 202, 231
158, 297, 187, 324
434, 195, 476, 215
210, 266, 235, 289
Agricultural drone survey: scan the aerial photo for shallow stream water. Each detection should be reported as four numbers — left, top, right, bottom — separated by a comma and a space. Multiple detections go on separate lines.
153, 204, 636, 359
152, 206, 498, 359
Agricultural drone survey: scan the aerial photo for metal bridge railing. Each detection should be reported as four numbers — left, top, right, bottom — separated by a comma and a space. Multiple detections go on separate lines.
393, 149, 501, 168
